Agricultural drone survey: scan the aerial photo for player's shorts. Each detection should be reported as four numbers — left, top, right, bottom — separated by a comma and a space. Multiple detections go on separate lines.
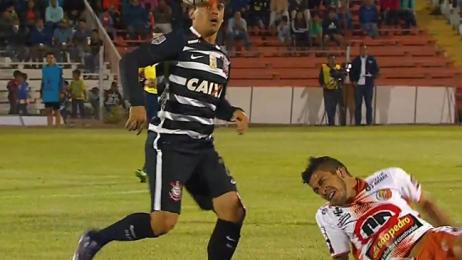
44, 102, 61, 110
415, 226, 462, 260
144, 92, 159, 122
144, 131, 238, 214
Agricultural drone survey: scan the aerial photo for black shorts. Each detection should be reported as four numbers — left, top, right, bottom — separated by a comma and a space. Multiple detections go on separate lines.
145, 131, 238, 214
44, 102, 61, 110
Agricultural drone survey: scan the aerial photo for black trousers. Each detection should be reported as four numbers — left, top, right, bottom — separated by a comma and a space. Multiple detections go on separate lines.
323, 89, 345, 126
355, 85, 374, 125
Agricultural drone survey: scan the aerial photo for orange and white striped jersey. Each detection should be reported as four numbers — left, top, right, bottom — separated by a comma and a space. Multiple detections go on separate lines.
315, 168, 433, 260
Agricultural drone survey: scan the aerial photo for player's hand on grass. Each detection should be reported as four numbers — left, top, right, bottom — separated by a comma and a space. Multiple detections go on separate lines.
125, 106, 147, 135
232, 110, 249, 135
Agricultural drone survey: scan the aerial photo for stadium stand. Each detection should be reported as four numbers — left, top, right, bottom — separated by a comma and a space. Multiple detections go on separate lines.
1, 0, 461, 122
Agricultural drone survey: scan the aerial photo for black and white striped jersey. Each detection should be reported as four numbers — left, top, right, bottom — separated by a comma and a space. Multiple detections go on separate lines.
120, 27, 239, 139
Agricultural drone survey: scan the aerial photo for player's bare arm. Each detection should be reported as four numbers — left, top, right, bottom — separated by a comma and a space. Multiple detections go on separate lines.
417, 193, 454, 226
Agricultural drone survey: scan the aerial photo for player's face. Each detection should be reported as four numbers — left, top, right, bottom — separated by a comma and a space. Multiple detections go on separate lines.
309, 169, 349, 206
192, 0, 225, 37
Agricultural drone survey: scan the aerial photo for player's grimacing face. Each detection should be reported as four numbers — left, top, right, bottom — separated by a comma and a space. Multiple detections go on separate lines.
193, 0, 225, 36
309, 170, 348, 206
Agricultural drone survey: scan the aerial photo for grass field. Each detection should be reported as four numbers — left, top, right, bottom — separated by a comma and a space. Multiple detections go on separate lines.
1, 126, 462, 260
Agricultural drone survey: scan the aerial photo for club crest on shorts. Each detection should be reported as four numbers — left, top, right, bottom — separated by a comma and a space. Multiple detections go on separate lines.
169, 181, 183, 202
376, 189, 392, 201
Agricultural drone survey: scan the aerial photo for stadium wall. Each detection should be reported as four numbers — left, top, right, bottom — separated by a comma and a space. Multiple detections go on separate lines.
226, 86, 456, 125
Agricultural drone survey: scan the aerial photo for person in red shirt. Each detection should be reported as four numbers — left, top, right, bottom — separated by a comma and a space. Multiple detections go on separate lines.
379, 0, 400, 26
6, 70, 21, 114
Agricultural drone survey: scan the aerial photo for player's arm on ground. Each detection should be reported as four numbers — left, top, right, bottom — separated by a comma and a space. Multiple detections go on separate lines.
392, 168, 453, 226
315, 208, 351, 260
119, 31, 183, 133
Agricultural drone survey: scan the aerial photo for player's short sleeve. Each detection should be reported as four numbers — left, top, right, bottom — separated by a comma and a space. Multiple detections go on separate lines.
389, 168, 422, 203
140, 31, 184, 66
315, 208, 350, 257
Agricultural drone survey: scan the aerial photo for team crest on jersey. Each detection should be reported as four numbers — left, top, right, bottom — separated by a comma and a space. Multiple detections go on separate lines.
209, 53, 218, 70
151, 34, 166, 45
169, 181, 183, 202
376, 189, 392, 201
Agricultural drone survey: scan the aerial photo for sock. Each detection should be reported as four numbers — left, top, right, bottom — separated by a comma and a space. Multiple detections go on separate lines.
207, 219, 243, 260
92, 213, 156, 246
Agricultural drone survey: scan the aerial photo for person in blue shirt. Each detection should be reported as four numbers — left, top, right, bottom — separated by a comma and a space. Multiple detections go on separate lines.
41, 52, 63, 126
17, 72, 31, 115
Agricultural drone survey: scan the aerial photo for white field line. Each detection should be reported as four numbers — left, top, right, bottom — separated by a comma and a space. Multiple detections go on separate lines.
0, 190, 147, 200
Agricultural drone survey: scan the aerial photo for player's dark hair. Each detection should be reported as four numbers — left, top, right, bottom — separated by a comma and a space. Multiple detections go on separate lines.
301, 156, 348, 184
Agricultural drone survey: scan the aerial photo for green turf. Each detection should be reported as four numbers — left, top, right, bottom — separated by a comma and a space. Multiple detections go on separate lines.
1, 126, 462, 260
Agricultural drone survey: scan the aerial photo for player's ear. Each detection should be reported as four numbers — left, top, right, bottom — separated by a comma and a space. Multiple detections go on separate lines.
336, 167, 347, 178
189, 7, 196, 20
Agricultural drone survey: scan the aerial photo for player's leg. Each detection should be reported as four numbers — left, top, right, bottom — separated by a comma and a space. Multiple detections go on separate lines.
197, 150, 245, 260
354, 85, 364, 125
364, 86, 374, 125
45, 105, 53, 126
73, 133, 197, 259
54, 105, 61, 126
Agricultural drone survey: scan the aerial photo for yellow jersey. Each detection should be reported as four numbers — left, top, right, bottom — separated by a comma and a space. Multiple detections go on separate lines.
139, 65, 157, 94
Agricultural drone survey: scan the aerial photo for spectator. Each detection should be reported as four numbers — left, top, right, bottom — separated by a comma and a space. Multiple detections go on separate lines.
153, 0, 172, 34
337, 0, 353, 38
124, 0, 149, 39
323, 0, 340, 9
309, 12, 323, 47
380, 0, 400, 26
104, 81, 124, 112
70, 19, 91, 62
83, 29, 102, 73
226, 11, 251, 51
108, 4, 123, 30
88, 87, 100, 118
0, 5, 19, 47
29, 18, 53, 63
6, 70, 21, 114
141, 0, 159, 9
349, 43, 379, 125
45, 0, 64, 28
289, 0, 311, 27
400, 0, 416, 28
229, 0, 250, 15
103, 0, 121, 10
60, 80, 72, 123
17, 72, 31, 116
41, 52, 63, 127
52, 19, 73, 62
292, 10, 310, 48
63, 0, 85, 25
249, 0, 270, 29
322, 8, 344, 46
69, 69, 87, 118
6, 19, 29, 61
278, 15, 292, 47
309, 0, 323, 9
24, 0, 40, 29
359, 0, 379, 38
319, 55, 346, 126
99, 8, 116, 39
270, 0, 289, 28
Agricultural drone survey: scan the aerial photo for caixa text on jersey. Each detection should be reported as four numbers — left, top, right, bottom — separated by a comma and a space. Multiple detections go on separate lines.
186, 78, 224, 98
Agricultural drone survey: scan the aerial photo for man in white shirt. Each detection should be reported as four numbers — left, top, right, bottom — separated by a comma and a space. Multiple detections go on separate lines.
301, 156, 462, 260
349, 44, 379, 125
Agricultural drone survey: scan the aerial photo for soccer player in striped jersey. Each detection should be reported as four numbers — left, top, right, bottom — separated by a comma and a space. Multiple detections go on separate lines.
302, 156, 462, 260
73, 1, 249, 259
